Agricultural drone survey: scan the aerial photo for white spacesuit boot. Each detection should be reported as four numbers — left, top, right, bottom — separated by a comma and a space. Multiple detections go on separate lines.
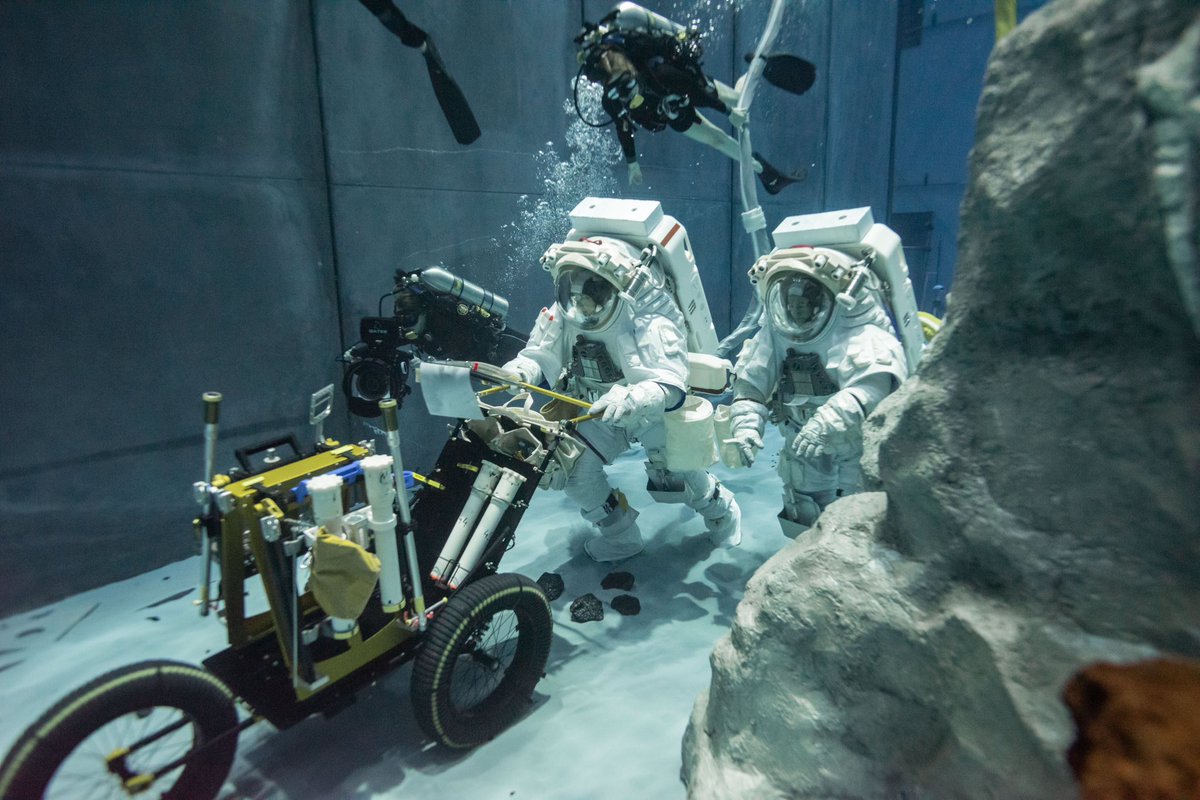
581, 490, 643, 561
693, 479, 742, 547
777, 441, 841, 538
674, 462, 741, 547
561, 424, 645, 562
780, 486, 837, 538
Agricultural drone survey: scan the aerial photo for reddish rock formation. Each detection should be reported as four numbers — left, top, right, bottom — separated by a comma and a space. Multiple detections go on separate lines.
1064, 659, 1200, 800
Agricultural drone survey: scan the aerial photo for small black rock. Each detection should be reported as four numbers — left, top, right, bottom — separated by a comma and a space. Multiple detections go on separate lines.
601, 571, 635, 591
536, 572, 565, 602
569, 593, 604, 623
611, 594, 641, 616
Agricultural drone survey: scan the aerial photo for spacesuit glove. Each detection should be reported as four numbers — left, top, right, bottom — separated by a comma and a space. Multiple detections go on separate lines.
794, 387, 878, 459
792, 420, 830, 460
728, 398, 766, 466
626, 161, 644, 186
498, 356, 539, 396
590, 381, 668, 429
793, 401, 849, 460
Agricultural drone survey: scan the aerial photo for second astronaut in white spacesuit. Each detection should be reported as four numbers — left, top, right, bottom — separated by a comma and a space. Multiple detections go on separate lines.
727, 247, 907, 537
503, 236, 741, 561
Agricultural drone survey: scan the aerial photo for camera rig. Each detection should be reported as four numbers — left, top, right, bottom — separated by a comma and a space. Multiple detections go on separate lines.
341, 266, 525, 417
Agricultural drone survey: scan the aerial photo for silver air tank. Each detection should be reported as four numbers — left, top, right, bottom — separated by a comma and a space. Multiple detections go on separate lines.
610, 2, 689, 38
416, 267, 509, 320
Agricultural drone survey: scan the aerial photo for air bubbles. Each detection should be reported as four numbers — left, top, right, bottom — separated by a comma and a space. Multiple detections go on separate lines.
500, 77, 622, 285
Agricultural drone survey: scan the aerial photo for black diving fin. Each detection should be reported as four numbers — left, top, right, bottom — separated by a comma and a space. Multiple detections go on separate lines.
419, 38, 481, 145
744, 52, 818, 96
358, 0, 481, 145
754, 152, 806, 195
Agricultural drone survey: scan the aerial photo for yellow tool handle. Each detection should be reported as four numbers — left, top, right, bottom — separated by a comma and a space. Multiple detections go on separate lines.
511, 381, 593, 409
472, 372, 593, 410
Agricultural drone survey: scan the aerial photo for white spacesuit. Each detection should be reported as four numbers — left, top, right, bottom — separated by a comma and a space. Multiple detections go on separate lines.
504, 235, 741, 561
728, 244, 908, 538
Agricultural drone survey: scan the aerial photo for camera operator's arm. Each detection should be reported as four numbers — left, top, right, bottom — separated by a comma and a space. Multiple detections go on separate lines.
502, 304, 566, 387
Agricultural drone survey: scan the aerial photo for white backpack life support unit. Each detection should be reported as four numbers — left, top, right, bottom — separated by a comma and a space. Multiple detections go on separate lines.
771, 206, 925, 373
555, 197, 731, 394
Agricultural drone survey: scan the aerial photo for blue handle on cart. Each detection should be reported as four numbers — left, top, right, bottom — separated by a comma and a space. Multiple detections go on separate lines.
293, 463, 414, 503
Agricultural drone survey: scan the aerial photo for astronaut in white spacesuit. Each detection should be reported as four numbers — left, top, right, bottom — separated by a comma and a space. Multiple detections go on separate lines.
727, 246, 907, 537
503, 236, 741, 561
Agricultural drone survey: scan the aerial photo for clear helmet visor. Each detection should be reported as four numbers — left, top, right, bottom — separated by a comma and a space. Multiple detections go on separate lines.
766, 273, 835, 342
556, 266, 620, 331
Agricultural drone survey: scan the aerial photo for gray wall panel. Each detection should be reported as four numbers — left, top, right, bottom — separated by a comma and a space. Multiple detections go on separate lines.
826, 2, 895, 215
891, 0, 1051, 299
3, 0, 1002, 615
0, 167, 341, 470
893, 14, 993, 188
0, 1, 339, 613
0, 1, 324, 179
734, 0, 828, 209
0, 166, 341, 607
318, 1, 580, 196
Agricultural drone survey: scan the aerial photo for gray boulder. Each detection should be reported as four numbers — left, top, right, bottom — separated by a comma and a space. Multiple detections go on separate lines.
682, 0, 1200, 797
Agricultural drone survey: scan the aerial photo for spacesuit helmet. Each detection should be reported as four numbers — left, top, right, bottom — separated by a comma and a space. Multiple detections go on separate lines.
556, 264, 622, 331
765, 271, 835, 342
543, 236, 646, 332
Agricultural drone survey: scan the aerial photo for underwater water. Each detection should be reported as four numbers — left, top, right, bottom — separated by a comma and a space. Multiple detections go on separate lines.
0, 1, 1074, 796
500, 79, 622, 286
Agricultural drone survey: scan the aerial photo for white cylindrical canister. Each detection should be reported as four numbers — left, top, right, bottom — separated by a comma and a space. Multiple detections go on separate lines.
361, 455, 405, 612
447, 467, 527, 589
308, 474, 345, 529
308, 473, 357, 636
712, 403, 743, 469
664, 395, 719, 471
431, 461, 503, 583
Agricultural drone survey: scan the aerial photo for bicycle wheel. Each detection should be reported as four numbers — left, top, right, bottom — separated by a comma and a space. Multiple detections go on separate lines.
0, 660, 239, 800
411, 572, 552, 748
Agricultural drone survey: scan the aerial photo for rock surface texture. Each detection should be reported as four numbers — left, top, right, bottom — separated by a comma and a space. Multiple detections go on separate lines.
682, 1, 1200, 798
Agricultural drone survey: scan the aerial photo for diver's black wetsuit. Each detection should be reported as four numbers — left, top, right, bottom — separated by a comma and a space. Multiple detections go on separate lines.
582, 26, 797, 194
588, 30, 728, 163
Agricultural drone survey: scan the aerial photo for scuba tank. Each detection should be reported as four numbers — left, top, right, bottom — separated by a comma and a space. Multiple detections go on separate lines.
604, 2, 691, 39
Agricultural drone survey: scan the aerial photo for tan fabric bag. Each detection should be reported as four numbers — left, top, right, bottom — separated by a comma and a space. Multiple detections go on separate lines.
310, 530, 381, 620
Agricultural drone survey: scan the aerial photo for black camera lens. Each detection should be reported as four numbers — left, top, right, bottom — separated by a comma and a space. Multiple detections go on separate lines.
342, 354, 411, 418
353, 364, 391, 401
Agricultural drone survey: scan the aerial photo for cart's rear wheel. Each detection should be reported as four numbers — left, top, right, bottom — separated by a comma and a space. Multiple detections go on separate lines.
0, 660, 239, 800
411, 573, 552, 748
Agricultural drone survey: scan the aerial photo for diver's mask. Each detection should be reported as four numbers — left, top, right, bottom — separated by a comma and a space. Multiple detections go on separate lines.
765, 272, 836, 343
556, 266, 621, 331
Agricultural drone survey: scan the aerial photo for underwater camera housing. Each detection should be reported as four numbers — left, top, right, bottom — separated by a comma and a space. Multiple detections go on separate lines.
341, 266, 524, 418
341, 316, 414, 418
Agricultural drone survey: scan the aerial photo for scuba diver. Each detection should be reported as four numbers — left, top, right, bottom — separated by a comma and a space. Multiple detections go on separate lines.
357, 0, 481, 145
501, 231, 741, 562
576, 2, 814, 193
727, 244, 908, 538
